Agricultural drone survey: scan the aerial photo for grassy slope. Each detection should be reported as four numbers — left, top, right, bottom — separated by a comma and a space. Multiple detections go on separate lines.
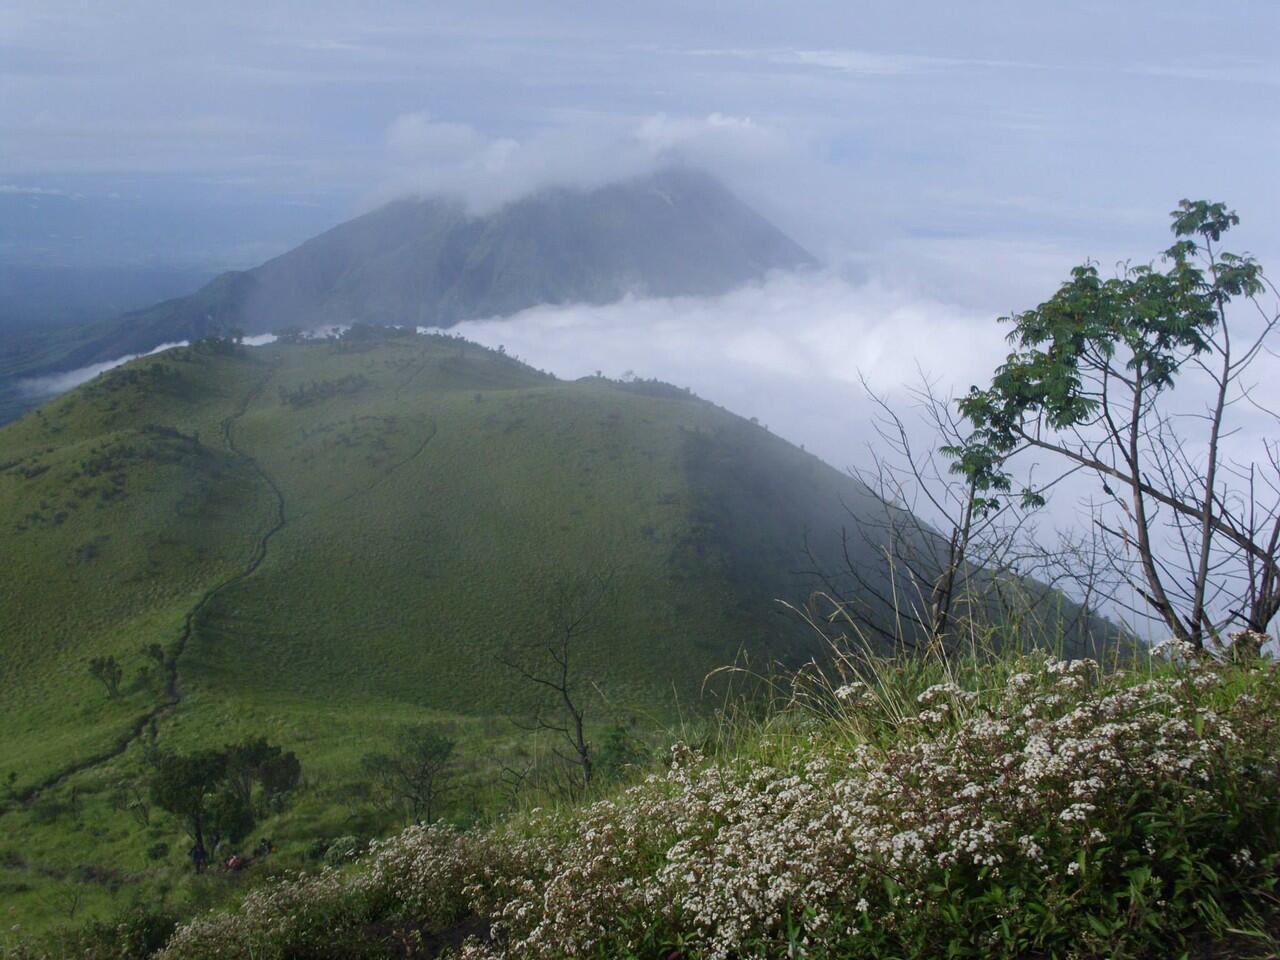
0, 350, 276, 780
2, 332, 874, 779
0, 332, 881, 935
153, 650, 1280, 960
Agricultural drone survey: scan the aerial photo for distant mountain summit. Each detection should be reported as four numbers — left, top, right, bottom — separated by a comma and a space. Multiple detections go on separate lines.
31, 168, 816, 372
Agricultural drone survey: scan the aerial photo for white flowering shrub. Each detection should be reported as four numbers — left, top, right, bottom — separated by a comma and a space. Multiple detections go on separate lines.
157, 825, 474, 959
158, 654, 1280, 959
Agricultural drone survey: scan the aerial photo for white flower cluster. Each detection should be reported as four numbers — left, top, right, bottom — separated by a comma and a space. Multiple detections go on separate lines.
833, 680, 875, 709
159, 825, 474, 959
160, 655, 1279, 960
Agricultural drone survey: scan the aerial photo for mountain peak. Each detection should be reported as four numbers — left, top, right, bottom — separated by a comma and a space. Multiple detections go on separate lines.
18, 169, 816, 376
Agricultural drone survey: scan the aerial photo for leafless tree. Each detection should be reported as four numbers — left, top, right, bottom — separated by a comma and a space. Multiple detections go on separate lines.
361, 724, 456, 825
807, 374, 1105, 653
499, 757, 535, 805
500, 567, 617, 796
110, 778, 151, 827
54, 886, 82, 921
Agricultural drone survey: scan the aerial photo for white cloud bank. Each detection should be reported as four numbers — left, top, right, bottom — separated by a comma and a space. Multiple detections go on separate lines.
0, 183, 71, 196
15, 334, 277, 399
432, 269, 1005, 472
16, 341, 191, 398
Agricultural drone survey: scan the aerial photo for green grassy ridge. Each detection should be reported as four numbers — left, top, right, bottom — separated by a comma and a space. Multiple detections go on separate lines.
172, 345, 863, 722
0, 327, 1102, 794
0, 329, 1123, 941
0, 330, 895, 934
0, 352, 278, 784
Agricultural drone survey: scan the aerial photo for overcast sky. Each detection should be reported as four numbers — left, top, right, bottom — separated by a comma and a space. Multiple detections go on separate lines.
5, 1, 1279, 587
4, 2, 1276, 272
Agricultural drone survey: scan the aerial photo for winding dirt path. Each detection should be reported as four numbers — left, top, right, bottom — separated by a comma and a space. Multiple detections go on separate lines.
9, 360, 286, 810
8, 343, 443, 813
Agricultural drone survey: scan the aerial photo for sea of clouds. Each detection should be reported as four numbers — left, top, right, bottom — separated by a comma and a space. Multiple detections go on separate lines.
15, 334, 278, 398
429, 269, 1005, 472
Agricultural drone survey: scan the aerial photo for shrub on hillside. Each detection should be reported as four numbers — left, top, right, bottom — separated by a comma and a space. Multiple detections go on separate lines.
323, 835, 365, 867
158, 649, 1280, 960
4, 908, 178, 960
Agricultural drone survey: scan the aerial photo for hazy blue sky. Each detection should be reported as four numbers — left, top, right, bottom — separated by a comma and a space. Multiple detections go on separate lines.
3, 0, 1277, 283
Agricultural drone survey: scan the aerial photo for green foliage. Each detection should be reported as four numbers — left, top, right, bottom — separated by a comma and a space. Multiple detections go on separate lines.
362, 724, 456, 825
947, 198, 1278, 649
0, 907, 179, 960
140, 644, 166, 669
595, 724, 651, 783
191, 335, 243, 357
277, 373, 368, 408
149, 739, 299, 866
223, 737, 301, 812
148, 749, 228, 858
321, 835, 363, 867
86, 656, 123, 699
950, 198, 1262, 512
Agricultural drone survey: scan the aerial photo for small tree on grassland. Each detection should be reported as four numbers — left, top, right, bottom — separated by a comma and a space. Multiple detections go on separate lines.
149, 751, 227, 872
150, 739, 300, 871
361, 724, 456, 826
500, 567, 617, 796
140, 643, 167, 670
88, 655, 123, 699
951, 200, 1279, 649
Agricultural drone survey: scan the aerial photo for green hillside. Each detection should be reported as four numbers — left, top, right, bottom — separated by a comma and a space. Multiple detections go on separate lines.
1, 328, 870, 776
0, 328, 902, 935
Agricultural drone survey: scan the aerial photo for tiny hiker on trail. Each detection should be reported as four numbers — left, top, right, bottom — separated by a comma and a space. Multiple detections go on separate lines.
189, 843, 208, 874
